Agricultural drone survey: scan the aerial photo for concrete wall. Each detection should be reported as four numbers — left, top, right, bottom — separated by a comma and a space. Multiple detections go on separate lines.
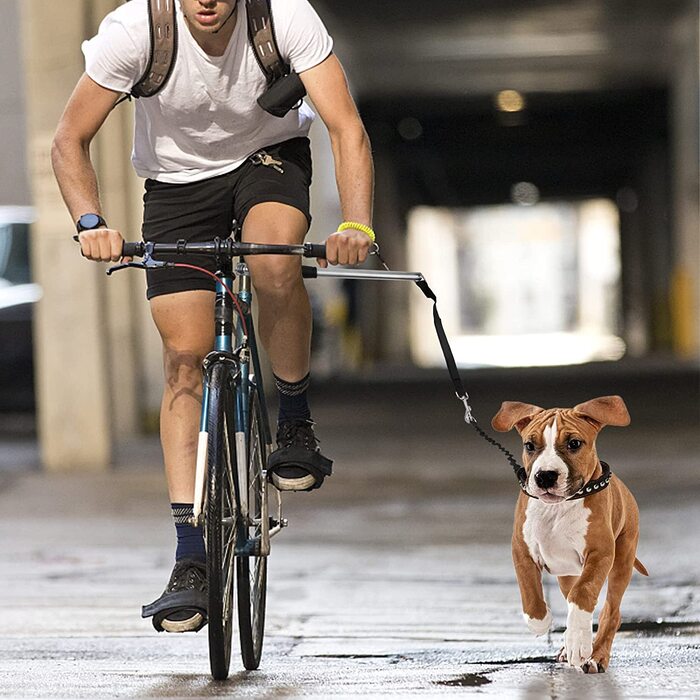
20, 0, 153, 471
0, 1, 31, 206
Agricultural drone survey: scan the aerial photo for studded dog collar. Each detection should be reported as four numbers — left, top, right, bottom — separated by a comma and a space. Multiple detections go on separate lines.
516, 460, 613, 501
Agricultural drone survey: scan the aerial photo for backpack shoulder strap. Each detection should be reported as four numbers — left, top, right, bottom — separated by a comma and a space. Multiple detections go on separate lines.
246, 0, 288, 83
131, 0, 178, 98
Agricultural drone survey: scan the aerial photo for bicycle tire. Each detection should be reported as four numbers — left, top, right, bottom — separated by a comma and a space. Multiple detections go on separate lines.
236, 385, 270, 670
205, 362, 237, 681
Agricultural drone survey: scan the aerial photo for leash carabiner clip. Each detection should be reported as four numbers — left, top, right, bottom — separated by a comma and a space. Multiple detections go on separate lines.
370, 242, 391, 271
458, 392, 475, 425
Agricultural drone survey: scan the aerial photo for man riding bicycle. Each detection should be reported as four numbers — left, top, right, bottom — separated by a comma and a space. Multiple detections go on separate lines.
52, 0, 373, 633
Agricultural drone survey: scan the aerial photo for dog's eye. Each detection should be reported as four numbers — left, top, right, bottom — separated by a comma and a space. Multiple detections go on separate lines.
567, 439, 582, 451
524, 441, 536, 453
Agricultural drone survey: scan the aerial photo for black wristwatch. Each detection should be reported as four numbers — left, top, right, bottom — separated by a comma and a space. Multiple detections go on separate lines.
76, 213, 108, 233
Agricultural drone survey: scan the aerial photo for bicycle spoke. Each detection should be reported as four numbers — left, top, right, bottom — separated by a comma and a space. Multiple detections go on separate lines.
252, 560, 264, 631
223, 541, 234, 620
221, 413, 236, 623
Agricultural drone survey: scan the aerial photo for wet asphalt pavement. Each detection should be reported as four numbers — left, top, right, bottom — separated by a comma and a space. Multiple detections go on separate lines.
0, 361, 699, 698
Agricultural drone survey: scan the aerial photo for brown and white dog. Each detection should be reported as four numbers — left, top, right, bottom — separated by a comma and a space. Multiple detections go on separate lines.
492, 395, 648, 674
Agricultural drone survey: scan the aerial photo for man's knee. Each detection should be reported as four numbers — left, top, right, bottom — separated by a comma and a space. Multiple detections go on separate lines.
242, 202, 308, 296
248, 256, 303, 296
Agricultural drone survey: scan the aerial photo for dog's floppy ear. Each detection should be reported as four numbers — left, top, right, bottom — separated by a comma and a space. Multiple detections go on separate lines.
492, 401, 544, 433
573, 395, 630, 428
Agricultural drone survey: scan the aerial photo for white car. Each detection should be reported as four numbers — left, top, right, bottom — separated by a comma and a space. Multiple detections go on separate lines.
0, 207, 40, 411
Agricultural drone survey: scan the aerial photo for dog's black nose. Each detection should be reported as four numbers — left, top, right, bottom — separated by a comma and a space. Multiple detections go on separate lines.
534, 470, 559, 489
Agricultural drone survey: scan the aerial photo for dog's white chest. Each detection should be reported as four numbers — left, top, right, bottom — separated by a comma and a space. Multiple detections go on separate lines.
523, 500, 590, 576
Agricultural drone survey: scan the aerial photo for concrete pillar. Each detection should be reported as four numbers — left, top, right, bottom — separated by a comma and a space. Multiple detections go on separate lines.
20, 0, 146, 470
0, 5, 30, 207
670, 3, 700, 358
91, 0, 142, 439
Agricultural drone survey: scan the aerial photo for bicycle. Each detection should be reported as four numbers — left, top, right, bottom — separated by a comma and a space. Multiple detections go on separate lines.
108, 236, 422, 679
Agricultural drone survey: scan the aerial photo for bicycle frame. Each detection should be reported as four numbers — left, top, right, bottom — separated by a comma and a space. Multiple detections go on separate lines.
192, 258, 280, 558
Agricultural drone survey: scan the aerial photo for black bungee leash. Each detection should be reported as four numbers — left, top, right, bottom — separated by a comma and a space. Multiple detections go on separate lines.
370, 245, 612, 501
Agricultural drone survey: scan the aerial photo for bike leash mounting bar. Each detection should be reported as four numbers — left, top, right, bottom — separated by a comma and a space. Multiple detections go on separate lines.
301, 266, 424, 282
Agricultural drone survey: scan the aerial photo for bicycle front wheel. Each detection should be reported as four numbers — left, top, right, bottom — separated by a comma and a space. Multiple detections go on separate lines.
236, 386, 270, 670
205, 363, 237, 681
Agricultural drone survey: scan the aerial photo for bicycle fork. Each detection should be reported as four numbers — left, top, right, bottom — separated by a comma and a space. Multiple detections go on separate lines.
193, 269, 243, 526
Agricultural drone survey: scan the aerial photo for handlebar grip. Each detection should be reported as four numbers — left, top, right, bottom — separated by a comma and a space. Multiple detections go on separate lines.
301, 265, 318, 279
122, 241, 144, 258
303, 243, 326, 259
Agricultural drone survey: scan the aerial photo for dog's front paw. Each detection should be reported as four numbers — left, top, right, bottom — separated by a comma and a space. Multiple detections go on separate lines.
523, 608, 552, 637
563, 603, 593, 668
582, 658, 604, 674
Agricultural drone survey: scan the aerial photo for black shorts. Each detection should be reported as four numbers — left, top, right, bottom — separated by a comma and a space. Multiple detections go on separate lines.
142, 136, 312, 299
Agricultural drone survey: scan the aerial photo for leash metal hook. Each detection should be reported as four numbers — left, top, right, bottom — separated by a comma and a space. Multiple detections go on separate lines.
458, 393, 475, 424
370, 242, 390, 271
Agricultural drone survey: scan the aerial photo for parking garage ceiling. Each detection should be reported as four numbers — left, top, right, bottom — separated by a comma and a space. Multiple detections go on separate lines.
318, 0, 695, 97
313, 1, 695, 215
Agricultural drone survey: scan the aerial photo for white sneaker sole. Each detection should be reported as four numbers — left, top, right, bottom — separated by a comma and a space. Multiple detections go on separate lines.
270, 471, 316, 491
161, 612, 204, 633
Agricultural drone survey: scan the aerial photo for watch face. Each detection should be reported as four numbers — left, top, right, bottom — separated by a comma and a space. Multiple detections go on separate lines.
78, 213, 105, 231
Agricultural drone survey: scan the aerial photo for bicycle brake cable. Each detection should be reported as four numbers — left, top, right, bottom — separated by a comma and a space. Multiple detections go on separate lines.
171, 263, 248, 338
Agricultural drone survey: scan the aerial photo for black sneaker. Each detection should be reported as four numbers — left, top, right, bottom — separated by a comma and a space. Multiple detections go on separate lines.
142, 559, 208, 633
268, 419, 333, 491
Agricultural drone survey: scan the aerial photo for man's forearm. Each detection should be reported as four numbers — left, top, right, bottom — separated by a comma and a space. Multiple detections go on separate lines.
51, 134, 103, 223
329, 125, 374, 228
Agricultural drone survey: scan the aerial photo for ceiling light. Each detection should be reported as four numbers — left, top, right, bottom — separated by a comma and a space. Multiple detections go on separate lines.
496, 90, 526, 113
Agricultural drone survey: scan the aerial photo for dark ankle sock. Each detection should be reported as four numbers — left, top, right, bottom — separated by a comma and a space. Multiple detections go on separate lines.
275, 372, 311, 424
172, 503, 206, 562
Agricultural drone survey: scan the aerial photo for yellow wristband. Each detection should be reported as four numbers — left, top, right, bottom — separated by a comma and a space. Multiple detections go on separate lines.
338, 221, 376, 243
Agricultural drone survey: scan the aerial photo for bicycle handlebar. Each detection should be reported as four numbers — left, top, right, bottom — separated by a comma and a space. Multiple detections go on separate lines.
107, 237, 423, 282
122, 239, 326, 259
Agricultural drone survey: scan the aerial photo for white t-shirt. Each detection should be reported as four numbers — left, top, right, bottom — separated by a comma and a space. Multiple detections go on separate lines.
83, 0, 333, 183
